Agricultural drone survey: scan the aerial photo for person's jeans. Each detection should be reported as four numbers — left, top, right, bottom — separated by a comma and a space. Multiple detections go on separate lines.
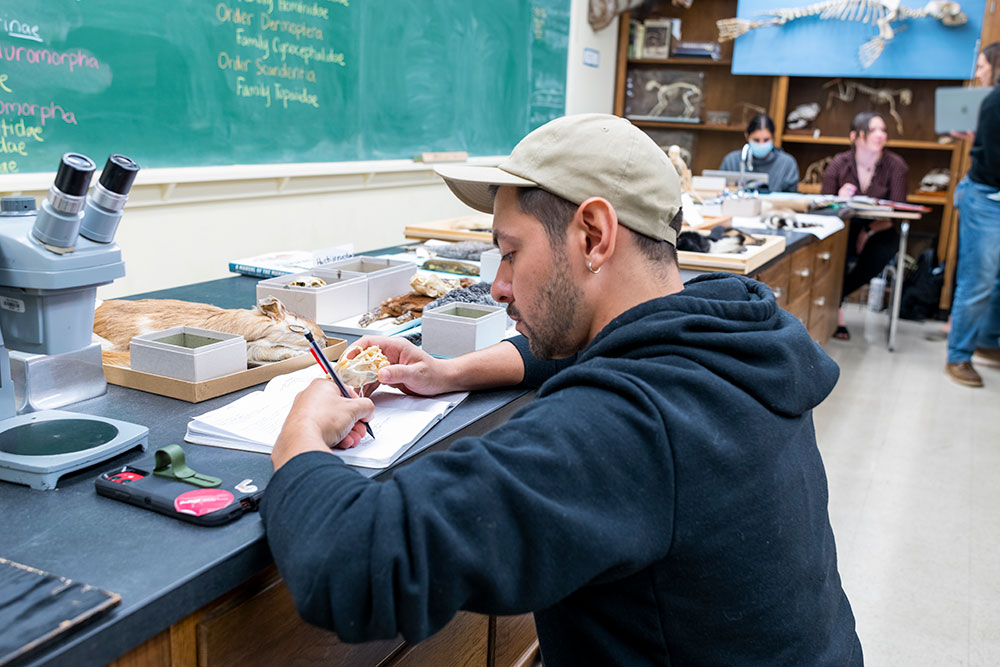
947, 177, 1000, 363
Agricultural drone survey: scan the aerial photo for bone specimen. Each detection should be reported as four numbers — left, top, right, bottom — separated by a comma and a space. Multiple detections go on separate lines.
666, 145, 700, 203
646, 80, 703, 119
288, 276, 327, 288
919, 168, 950, 191
717, 1, 968, 68
803, 156, 834, 184
738, 102, 768, 126
334, 345, 389, 393
588, 0, 646, 31
823, 78, 912, 134
786, 102, 821, 130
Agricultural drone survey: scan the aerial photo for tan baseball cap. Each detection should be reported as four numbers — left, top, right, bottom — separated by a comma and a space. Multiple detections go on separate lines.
434, 114, 681, 244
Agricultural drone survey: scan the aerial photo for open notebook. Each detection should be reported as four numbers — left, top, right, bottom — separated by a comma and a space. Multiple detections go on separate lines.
185, 365, 468, 468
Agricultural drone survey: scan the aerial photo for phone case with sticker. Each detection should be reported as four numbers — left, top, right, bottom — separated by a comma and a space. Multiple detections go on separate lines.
95, 464, 265, 527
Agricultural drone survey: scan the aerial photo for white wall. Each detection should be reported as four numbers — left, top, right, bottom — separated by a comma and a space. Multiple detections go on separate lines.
0, 2, 619, 300
565, 0, 620, 115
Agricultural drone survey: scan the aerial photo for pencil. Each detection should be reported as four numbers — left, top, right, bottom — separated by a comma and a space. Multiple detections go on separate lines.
291, 325, 375, 439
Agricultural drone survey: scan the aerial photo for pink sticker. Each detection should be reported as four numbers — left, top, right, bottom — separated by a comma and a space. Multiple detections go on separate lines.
174, 489, 235, 517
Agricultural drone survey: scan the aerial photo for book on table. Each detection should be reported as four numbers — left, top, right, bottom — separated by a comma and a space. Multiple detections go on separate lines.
185, 365, 468, 469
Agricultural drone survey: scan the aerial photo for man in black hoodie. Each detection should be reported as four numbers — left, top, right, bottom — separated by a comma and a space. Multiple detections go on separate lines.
262, 114, 862, 665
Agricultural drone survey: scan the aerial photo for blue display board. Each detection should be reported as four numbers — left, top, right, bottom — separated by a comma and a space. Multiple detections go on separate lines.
731, 0, 985, 79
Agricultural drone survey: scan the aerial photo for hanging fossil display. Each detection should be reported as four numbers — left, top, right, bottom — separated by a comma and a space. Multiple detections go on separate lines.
716, 1, 968, 68
823, 78, 912, 134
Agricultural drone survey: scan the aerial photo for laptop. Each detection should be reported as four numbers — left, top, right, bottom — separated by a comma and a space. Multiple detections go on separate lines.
935, 87, 992, 134
701, 169, 769, 188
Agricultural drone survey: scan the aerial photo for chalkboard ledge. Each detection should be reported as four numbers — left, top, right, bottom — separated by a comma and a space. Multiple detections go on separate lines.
0, 156, 504, 208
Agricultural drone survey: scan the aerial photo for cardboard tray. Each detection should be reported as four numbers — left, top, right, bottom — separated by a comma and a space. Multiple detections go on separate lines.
403, 214, 493, 243
103, 340, 347, 403
677, 234, 786, 275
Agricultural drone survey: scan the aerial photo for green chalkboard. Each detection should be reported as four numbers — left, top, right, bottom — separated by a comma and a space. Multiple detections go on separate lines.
0, 1, 569, 175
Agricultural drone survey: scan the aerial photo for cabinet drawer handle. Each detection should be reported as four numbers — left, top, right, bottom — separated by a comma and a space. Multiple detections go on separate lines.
773, 287, 784, 299
817, 252, 832, 261
796, 268, 810, 278
814, 296, 826, 307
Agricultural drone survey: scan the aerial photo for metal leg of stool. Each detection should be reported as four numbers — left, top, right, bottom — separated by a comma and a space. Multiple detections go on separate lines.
888, 221, 909, 352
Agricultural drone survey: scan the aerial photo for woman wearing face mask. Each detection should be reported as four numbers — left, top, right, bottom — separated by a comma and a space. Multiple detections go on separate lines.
945, 41, 1000, 387
720, 114, 800, 193
822, 111, 909, 340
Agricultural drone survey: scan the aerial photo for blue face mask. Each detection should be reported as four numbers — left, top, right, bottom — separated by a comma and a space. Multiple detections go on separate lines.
749, 141, 773, 159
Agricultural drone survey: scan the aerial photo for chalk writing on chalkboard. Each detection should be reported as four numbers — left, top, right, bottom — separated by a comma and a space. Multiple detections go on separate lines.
2, 1, 569, 174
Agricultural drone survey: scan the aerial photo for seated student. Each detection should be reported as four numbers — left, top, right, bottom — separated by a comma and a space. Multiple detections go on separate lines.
822, 111, 909, 340
260, 114, 862, 666
719, 114, 800, 193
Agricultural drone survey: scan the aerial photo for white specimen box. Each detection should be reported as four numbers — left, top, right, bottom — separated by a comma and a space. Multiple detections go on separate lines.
130, 326, 246, 382
722, 197, 762, 217
256, 268, 367, 324
321, 256, 417, 309
479, 248, 501, 283
421, 303, 508, 358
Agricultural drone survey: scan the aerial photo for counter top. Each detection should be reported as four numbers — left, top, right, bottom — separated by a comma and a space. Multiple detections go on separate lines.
0, 275, 530, 667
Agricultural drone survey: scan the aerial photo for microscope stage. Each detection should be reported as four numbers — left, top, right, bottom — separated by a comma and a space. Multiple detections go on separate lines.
0, 411, 148, 490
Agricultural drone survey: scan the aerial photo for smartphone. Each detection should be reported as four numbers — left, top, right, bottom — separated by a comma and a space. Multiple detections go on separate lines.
95, 465, 265, 527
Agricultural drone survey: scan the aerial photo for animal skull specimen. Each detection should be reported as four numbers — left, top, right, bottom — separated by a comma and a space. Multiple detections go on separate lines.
787, 102, 821, 130
335, 345, 389, 393
717, 1, 968, 68
919, 168, 951, 191
823, 78, 912, 134
645, 80, 702, 119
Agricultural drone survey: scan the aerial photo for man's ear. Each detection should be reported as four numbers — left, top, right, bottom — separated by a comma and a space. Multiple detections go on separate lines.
573, 197, 618, 270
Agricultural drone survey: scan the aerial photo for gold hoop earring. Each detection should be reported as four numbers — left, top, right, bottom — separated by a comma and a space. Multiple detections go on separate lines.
587, 260, 601, 274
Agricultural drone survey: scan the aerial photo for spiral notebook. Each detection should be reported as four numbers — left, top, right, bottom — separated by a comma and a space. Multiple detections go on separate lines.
185, 366, 467, 468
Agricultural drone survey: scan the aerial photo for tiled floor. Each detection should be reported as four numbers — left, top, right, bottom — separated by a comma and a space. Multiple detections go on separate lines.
815, 303, 1000, 666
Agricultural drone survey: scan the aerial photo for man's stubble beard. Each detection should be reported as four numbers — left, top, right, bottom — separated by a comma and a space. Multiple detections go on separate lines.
516, 245, 585, 361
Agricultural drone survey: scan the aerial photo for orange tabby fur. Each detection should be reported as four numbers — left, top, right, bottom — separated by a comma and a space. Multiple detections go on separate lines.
93, 297, 327, 366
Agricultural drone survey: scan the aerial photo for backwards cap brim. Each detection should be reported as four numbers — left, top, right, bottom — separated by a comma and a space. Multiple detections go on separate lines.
434, 165, 537, 214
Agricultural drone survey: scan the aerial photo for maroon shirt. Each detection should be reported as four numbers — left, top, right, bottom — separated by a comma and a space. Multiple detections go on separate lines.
821, 149, 909, 202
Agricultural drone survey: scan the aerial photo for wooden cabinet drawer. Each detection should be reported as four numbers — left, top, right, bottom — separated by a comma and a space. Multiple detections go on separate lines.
196, 572, 405, 667
808, 270, 841, 342
387, 612, 488, 667
494, 614, 539, 667
786, 289, 811, 326
788, 246, 815, 300
755, 256, 790, 307
811, 234, 841, 285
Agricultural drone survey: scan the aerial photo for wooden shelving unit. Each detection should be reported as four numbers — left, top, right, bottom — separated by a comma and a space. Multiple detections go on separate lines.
631, 120, 746, 132
782, 134, 958, 151
629, 58, 733, 66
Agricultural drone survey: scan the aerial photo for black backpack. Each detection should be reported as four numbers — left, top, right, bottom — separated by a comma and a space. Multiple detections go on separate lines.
899, 248, 944, 321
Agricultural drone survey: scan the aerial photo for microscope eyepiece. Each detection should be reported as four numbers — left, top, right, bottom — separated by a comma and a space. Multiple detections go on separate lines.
98, 154, 140, 195
53, 153, 96, 197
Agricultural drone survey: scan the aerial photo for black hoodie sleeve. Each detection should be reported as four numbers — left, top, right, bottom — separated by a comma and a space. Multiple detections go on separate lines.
508, 335, 577, 387
260, 371, 674, 643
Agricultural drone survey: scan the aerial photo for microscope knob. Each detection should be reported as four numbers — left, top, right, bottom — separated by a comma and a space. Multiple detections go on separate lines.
0, 196, 36, 216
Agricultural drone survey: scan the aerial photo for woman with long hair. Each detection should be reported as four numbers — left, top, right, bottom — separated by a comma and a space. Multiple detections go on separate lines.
822, 111, 909, 340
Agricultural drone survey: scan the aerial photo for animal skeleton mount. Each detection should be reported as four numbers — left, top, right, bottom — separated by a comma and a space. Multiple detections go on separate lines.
716, 1, 968, 68
646, 80, 702, 119
803, 156, 834, 184
588, 0, 695, 31
823, 78, 912, 134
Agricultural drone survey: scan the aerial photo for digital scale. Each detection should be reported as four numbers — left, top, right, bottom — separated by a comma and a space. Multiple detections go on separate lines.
0, 153, 149, 490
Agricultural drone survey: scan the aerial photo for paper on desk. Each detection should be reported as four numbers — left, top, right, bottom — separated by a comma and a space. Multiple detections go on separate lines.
185, 365, 468, 468
732, 214, 844, 240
